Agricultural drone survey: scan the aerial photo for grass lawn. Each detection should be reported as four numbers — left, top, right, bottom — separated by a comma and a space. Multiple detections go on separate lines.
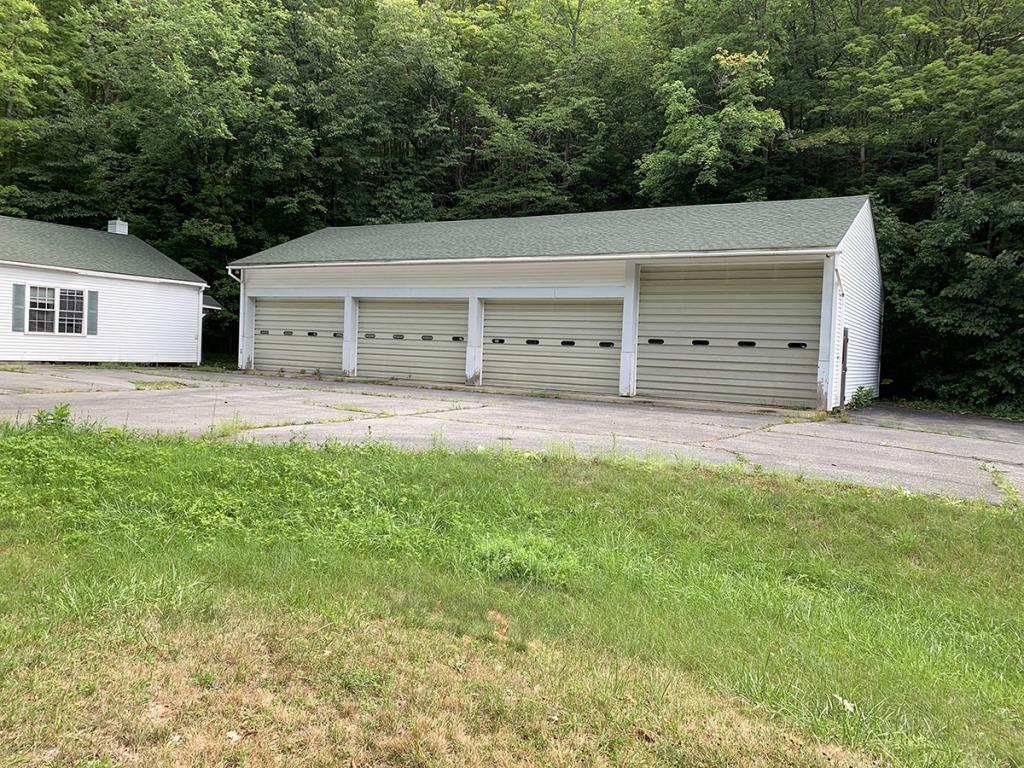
0, 415, 1021, 767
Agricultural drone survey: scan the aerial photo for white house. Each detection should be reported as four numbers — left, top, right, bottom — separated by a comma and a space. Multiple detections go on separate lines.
228, 196, 882, 409
1, 215, 208, 364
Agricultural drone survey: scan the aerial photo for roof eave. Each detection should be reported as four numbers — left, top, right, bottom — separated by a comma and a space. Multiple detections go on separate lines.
228, 246, 839, 270
0, 258, 207, 287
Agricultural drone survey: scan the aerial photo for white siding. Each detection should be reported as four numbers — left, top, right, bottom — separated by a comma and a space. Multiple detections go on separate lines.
0, 264, 202, 363
833, 202, 883, 406
243, 260, 628, 291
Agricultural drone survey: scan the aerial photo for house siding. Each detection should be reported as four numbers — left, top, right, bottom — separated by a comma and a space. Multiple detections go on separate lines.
833, 202, 883, 406
0, 264, 202, 363
242, 260, 629, 292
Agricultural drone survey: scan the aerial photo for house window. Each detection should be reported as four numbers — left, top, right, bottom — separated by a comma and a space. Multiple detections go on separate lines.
58, 289, 85, 334
27, 286, 87, 334
28, 287, 55, 332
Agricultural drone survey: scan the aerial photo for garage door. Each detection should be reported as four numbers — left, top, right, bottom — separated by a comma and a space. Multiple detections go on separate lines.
357, 300, 467, 383
482, 301, 622, 394
253, 299, 344, 374
636, 262, 823, 407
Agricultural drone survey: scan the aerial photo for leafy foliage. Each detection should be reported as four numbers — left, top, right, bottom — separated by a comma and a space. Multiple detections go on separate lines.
0, 0, 1021, 405
32, 402, 70, 429
847, 386, 876, 410
639, 49, 784, 197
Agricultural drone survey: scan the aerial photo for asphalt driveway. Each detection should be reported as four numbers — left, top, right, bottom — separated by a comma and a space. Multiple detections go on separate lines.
0, 364, 1021, 503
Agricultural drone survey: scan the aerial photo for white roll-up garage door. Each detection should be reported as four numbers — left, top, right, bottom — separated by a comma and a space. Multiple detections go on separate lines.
253, 299, 344, 374
482, 301, 623, 394
636, 262, 823, 407
357, 300, 467, 383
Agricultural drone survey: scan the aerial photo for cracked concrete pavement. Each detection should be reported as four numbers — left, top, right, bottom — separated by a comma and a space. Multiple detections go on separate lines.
0, 364, 1021, 503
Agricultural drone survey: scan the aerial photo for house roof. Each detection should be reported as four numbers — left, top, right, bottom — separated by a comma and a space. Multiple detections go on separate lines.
0, 215, 205, 284
202, 294, 224, 310
230, 195, 869, 268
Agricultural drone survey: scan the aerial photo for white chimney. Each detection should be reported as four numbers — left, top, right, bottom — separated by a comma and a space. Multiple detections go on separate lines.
107, 218, 128, 235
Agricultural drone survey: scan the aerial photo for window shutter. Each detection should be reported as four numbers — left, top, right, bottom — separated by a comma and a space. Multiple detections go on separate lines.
11, 284, 25, 332
86, 291, 98, 335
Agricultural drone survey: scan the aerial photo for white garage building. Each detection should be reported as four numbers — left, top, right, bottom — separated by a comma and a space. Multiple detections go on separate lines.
229, 196, 881, 409
1, 215, 208, 364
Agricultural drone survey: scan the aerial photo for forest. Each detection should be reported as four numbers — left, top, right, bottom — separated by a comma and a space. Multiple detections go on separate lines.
2, 0, 1022, 410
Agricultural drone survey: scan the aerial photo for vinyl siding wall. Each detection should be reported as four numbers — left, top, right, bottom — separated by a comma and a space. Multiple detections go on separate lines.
1, 263, 202, 363
243, 260, 628, 291
832, 202, 883, 406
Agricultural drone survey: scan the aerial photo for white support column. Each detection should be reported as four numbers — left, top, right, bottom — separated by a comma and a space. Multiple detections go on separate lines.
196, 289, 204, 365
465, 296, 484, 385
816, 254, 837, 409
237, 272, 255, 370
342, 295, 358, 376
618, 262, 640, 396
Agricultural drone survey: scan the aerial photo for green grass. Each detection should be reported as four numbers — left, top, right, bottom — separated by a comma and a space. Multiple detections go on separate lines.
881, 397, 1024, 422
0, 418, 1021, 766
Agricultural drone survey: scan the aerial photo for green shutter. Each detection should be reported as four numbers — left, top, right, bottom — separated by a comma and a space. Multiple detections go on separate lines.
11, 284, 25, 332
86, 291, 98, 335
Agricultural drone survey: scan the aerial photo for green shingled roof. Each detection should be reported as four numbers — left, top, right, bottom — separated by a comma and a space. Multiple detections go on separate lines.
230, 196, 869, 268
0, 215, 205, 284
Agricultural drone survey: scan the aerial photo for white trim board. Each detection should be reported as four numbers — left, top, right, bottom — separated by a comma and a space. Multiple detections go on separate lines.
618, 262, 639, 397
816, 254, 837, 409
244, 286, 628, 300
0, 259, 206, 288
230, 248, 838, 271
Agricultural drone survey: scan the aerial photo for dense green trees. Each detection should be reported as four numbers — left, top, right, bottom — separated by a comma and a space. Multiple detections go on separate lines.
1, 0, 1021, 409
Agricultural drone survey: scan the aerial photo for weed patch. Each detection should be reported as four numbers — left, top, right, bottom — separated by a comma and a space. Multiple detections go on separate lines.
471, 532, 582, 587
132, 379, 197, 390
